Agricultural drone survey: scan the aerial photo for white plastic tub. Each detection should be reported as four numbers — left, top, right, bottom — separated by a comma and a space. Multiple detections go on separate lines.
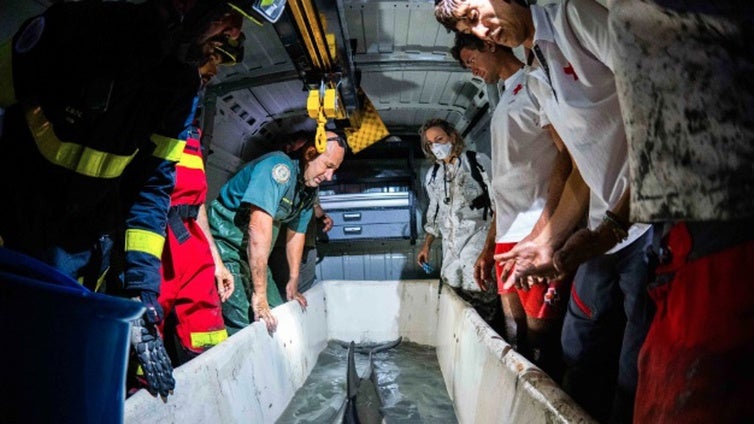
125, 280, 594, 423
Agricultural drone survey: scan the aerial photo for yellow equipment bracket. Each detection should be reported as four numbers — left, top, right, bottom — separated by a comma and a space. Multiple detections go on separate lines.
344, 89, 390, 154
308, 83, 347, 153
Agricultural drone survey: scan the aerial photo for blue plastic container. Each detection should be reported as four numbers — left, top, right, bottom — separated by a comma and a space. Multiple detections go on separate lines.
0, 247, 145, 424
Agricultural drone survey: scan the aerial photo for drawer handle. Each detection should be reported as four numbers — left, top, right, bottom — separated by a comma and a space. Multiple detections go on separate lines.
343, 226, 362, 234
342, 213, 361, 221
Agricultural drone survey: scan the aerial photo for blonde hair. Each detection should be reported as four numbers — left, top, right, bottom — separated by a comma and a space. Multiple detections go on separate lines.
419, 118, 466, 161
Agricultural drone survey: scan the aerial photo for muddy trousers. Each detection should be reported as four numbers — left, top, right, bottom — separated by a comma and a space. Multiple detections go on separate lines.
635, 222, 754, 423
561, 229, 654, 424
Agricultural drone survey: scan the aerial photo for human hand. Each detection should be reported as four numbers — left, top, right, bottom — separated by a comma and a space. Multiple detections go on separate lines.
494, 239, 554, 290
417, 246, 430, 267
552, 225, 619, 276
215, 263, 234, 303
252, 295, 277, 333
473, 248, 496, 292
286, 280, 308, 309
320, 214, 333, 232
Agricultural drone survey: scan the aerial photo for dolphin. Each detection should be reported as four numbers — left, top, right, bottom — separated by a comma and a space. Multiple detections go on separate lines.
333, 338, 402, 424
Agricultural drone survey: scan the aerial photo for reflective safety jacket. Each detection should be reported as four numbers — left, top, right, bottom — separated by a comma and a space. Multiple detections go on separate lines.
0, 1, 197, 296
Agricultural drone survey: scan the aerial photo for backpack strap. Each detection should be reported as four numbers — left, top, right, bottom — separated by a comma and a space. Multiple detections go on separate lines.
430, 162, 441, 222
465, 151, 492, 220
430, 162, 440, 183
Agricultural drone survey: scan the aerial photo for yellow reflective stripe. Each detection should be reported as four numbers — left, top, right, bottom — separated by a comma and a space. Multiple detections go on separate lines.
281, 197, 292, 204
0, 41, 16, 107
227, 3, 264, 26
125, 228, 165, 259
190, 329, 228, 349
178, 151, 204, 171
150, 134, 185, 162
25, 105, 137, 178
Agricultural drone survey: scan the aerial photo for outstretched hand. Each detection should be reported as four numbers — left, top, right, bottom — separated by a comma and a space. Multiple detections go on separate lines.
514, 225, 621, 282
494, 239, 554, 290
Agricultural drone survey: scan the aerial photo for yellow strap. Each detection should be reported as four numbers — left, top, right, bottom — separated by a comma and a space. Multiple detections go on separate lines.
125, 228, 165, 259
227, 2, 264, 26
25, 105, 137, 178
0, 41, 16, 107
178, 151, 204, 171
150, 134, 185, 162
190, 329, 229, 349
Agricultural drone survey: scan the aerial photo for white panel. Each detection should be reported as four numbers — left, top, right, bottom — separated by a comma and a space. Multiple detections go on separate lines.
325, 280, 402, 343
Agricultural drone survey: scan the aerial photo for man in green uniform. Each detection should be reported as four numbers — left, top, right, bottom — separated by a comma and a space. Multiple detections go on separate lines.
208, 131, 346, 333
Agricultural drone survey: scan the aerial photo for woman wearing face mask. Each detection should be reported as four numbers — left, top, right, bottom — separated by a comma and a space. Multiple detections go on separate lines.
417, 119, 504, 333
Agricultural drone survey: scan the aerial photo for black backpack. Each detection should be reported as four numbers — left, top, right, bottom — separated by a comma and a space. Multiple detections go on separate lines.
431, 151, 492, 220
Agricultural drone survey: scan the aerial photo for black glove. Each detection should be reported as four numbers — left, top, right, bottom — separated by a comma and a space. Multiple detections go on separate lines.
130, 315, 175, 398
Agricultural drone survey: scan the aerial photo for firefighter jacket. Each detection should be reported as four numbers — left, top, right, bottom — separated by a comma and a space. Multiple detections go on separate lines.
0, 1, 196, 296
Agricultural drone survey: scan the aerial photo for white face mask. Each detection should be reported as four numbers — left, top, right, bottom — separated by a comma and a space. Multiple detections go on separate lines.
430, 143, 452, 161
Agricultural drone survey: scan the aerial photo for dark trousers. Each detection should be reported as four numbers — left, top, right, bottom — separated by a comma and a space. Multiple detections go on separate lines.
561, 228, 654, 423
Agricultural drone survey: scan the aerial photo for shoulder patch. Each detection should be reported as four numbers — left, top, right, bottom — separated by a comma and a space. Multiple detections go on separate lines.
15, 16, 45, 54
272, 163, 291, 184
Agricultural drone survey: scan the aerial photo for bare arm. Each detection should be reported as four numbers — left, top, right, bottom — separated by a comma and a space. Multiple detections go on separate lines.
495, 164, 590, 289
247, 206, 277, 332
284, 228, 308, 307
197, 204, 234, 302
417, 233, 435, 266
543, 187, 632, 275
474, 213, 497, 291
528, 125, 572, 239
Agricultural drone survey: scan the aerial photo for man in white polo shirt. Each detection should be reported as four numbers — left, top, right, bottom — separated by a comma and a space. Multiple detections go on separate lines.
435, 1, 653, 422
451, 33, 572, 379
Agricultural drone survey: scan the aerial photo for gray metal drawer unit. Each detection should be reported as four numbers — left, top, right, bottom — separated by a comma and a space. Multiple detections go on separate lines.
319, 192, 417, 242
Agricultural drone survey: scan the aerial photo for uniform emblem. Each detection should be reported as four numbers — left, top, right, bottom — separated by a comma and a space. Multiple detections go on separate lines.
15, 16, 45, 54
272, 163, 290, 184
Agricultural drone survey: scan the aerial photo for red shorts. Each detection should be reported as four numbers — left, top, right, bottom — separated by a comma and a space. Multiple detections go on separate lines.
635, 222, 754, 422
495, 242, 569, 320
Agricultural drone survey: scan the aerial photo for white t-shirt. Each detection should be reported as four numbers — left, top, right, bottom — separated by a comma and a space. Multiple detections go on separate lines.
529, 0, 649, 252
491, 67, 557, 243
